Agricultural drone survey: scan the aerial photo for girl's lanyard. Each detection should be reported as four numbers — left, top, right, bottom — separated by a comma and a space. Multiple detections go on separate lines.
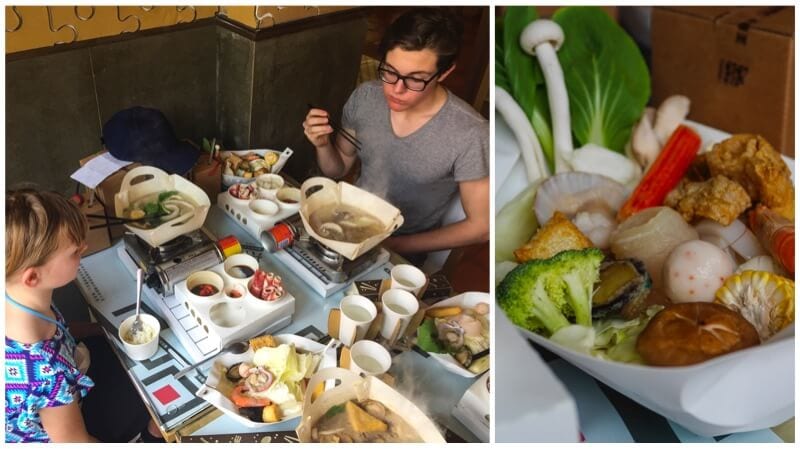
5, 293, 75, 346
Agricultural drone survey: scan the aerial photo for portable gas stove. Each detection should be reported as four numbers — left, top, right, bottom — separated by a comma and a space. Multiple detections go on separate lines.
271, 215, 391, 297
121, 228, 223, 296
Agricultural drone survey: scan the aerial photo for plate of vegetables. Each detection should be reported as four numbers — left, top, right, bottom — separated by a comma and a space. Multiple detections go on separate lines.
221, 148, 293, 187
495, 6, 794, 437
416, 292, 490, 377
196, 334, 337, 428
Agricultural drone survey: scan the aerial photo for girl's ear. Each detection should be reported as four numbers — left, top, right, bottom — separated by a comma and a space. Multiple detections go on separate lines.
437, 64, 457, 83
21, 267, 41, 288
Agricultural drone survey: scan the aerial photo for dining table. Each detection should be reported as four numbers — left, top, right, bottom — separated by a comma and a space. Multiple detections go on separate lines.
74, 205, 485, 443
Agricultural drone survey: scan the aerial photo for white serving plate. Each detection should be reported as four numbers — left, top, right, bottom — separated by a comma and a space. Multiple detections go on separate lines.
220, 148, 293, 187
496, 114, 795, 436
196, 333, 337, 429
421, 292, 491, 378
173, 262, 295, 353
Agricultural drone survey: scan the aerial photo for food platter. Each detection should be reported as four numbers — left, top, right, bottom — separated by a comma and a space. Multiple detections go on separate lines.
220, 148, 293, 187
418, 292, 491, 378
196, 334, 337, 429
496, 113, 795, 436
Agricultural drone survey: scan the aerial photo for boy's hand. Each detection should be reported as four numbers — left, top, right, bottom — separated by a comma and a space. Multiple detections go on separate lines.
303, 108, 334, 148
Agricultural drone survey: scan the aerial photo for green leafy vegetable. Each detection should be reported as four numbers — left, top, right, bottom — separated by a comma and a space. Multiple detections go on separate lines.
497, 6, 650, 160
416, 319, 444, 353
324, 403, 345, 419
552, 7, 650, 153
549, 305, 663, 364
142, 201, 160, 217
158, 190, 179, 203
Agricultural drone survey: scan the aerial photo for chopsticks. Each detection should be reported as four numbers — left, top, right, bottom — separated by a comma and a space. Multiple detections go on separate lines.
307, 103, 362, 152
85, 214, 161, 230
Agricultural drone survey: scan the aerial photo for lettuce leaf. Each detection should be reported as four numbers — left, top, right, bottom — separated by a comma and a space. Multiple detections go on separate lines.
416, 319, 444, 353
549, 305, 663, 364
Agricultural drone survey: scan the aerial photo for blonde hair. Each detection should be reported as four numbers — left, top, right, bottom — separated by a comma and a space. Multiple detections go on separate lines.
6, 189, 88, 278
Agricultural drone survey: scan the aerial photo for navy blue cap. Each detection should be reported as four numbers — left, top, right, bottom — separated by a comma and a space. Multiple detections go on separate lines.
102, 107, 200, 175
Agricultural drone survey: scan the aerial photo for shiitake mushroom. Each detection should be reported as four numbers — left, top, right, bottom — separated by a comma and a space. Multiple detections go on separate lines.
225, 363, 243, 382
238, 406, 264, 422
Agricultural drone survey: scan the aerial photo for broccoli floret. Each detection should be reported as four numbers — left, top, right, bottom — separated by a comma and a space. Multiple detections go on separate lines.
497, 248, 604, 336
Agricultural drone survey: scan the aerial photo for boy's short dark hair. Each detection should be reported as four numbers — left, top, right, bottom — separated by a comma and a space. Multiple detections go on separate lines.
378, 7, 464, 73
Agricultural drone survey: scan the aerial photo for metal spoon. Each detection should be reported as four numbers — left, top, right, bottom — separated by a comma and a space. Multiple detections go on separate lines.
173, 340, 250, 380
129, 268, 145, 339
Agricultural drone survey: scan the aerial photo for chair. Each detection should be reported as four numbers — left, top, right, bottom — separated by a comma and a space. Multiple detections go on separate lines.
421, 193, 466, 274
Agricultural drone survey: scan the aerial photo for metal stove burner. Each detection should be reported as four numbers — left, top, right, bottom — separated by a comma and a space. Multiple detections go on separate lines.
284, 237, 381, 285
156, 235, 193, 260
313, 240, 344, 267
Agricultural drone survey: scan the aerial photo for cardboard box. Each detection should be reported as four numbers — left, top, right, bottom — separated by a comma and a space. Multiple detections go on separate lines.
78, 151, 141, 240
190, 158, 222, 205
651, 6, 794, 157
78, 193, 114, 256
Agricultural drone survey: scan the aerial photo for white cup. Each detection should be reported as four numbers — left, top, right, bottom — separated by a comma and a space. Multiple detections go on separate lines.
390, 264, 427, 297
339, 295, 377, 347
118, 313, 161, 361
379, 289, 420, 341
349, 340, 392, 377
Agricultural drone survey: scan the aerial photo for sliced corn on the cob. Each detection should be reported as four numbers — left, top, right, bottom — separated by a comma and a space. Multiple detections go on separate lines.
714, 270, 794, 341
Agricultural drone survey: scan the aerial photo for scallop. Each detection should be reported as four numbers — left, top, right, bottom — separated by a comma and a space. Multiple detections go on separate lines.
533, 172, 627, 227
663, 240, 735, 303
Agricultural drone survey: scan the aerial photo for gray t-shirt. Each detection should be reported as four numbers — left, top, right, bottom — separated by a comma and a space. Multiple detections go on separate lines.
342, 81, 489, 234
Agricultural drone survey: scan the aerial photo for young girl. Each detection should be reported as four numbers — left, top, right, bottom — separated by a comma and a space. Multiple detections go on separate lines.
5, 189, 162, 442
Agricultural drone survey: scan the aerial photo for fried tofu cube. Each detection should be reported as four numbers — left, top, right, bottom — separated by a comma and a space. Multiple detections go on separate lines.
262, 404, 282, 423
249, 335, 278, 351
514, 211, 593, 263
345, 401, 387, 433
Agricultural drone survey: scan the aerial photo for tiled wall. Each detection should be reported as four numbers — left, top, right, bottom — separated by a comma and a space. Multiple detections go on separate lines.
6, 23, 217, 195
7, 14, 367, 195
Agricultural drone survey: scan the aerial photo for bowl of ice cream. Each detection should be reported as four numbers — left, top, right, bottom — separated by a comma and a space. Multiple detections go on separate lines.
119, 313, 161, 361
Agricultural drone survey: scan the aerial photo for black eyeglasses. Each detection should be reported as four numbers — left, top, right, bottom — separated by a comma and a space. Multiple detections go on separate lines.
377, 63, 442, 92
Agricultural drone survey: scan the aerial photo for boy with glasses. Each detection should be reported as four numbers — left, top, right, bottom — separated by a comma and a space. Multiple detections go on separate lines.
303, 7, 489, 263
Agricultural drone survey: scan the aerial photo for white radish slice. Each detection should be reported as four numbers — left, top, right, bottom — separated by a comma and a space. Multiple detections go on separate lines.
694, 219, 766, 261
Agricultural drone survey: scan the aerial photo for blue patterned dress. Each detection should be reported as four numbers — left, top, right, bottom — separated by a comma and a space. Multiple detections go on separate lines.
5, 305, 95, 442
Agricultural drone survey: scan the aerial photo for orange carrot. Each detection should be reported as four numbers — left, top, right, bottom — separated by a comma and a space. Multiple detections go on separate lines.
749, 205, 794, 274
617, 125, 702, 221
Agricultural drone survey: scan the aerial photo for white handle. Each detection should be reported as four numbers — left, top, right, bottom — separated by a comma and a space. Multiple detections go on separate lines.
119, 166, 171, 193
270, 147, 294, 174
302, 367, 362, 411
300, 176, 338, 201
